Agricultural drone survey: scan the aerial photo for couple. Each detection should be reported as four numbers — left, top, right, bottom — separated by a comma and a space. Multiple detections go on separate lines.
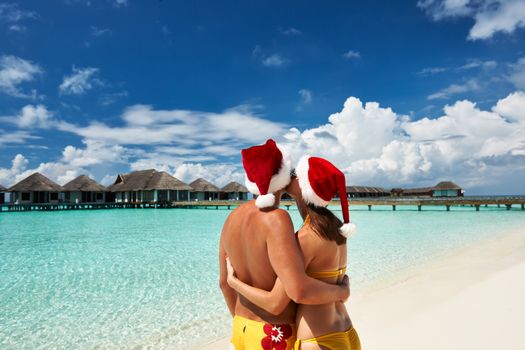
219, 139, 360, 350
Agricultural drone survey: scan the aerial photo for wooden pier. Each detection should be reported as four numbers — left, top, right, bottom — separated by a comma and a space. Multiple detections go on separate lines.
1, 196, 524, 212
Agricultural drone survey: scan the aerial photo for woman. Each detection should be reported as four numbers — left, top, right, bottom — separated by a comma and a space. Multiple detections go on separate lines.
227, 156, 361, 350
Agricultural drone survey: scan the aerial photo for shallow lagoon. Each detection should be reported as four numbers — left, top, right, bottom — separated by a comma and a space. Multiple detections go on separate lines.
1, 206, 524, 349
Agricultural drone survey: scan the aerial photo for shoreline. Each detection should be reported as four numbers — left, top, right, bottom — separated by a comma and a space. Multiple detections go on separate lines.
198, 227, 525, 350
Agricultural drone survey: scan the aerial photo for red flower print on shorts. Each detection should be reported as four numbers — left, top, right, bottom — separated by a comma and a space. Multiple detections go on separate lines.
261, 323, 293, 350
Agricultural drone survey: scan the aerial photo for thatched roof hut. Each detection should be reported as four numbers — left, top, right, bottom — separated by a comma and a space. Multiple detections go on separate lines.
189, 178, 220, 192
63, 175, 107, 192
346, 186, 390, 197
221, 181, 248, 193
108, 169, 192, 192
8, 172, 63, 192
401, 187, 433, 196
433, 181, 461, 190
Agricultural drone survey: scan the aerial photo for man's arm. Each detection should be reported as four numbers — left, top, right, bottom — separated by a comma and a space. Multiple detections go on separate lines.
266, 210, 349, 304
219, 231, 237, 316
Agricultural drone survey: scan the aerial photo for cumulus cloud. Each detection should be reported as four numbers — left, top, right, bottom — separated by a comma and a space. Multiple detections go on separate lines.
0, 55, 42, 98
0, 139, 130, 186
59, 66, 101, 95
174, 163, 244, 187
2, 93, 525, 194
418, 0, 525, 40
281, 92, 525, 192
0, 104, 54, 128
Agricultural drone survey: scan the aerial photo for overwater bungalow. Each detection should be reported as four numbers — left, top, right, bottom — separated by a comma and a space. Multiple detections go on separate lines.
346, 186, 390, 198
391, 181, 463, 197
108, 169, 192, 203
432, 181, 463, 197
8, 172, 63, 204
220, 181, 249, 200
0, 184, 6, 204
62, 175, 107, 204
189, 178, 220, 201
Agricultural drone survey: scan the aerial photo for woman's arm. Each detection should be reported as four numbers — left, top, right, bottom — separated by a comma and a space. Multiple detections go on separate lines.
226, 258, 290, 315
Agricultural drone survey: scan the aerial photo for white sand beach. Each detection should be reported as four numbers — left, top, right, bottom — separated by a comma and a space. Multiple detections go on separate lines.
199, 228, 525, 350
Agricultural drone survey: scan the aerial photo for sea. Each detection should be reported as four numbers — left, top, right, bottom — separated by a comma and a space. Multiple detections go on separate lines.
1, 205, 524, 349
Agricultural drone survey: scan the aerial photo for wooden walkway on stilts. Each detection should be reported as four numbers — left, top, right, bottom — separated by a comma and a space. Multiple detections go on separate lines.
1, 196, 524, 212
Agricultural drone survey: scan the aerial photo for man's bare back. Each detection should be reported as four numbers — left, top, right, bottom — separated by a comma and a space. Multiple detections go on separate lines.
220, 200, 297, 324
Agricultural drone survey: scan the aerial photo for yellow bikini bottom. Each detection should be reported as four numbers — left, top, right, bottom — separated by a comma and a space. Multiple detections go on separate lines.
294, 327, 361, 350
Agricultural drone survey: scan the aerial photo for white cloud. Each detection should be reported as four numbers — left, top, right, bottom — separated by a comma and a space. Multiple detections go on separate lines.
99, 91, 128, 106
343, 50, 361, 59
0, 55, 42, 98
492, 91, 525, 122
281, 93, 525, 192
417, 59, 497, 76
0, 104, 55, 129
252, 46, 289, 67
112, 0, 128, 7
0, 130, 39, 145
298, 89, 312, 104
418, 0, 525, 40
262, 54, 288, 67
62, 140, 128, 167
0, 3, 37, 31
174, 163, 244, 187
508, 56, 525, 89
281, 27, 302, 36
57, 104, 287, 148
458, 59, 497, 70
427, 79, 480, 100
59, 66, 101, 95
417, 66, 449, 76
0, 139, 130, 186
90, 26, 110, 37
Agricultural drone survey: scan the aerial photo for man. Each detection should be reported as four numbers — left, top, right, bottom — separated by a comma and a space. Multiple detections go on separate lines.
219, 139, 349, 350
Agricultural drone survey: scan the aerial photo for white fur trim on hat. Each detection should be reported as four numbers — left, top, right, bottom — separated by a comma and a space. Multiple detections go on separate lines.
255, 193, 276, 208
296, 155, 329, 207
244, 143, 292, 201
340, 222, 357, 238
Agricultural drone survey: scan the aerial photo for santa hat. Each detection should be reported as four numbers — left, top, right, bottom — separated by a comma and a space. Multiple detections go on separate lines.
296, 156, 356, 237
241, 139, 292, 208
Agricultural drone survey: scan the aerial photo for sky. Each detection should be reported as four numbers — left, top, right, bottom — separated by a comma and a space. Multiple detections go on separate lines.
0, 0, 524, 195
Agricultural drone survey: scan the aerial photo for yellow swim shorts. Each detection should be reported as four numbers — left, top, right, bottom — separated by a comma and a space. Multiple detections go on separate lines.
230, 315, 296, 350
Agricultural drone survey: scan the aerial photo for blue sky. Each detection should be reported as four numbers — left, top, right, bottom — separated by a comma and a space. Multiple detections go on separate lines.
1, 0, 525, 194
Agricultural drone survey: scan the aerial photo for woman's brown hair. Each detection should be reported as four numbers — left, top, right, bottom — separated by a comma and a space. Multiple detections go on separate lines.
304, 203, 346, 245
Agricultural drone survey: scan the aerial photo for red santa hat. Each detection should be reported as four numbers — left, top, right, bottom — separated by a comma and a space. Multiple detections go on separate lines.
295, 155, 357, 237
241, 139, 292, 208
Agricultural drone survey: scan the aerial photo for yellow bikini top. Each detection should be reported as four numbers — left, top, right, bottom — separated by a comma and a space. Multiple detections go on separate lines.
299, 214, 347, 280
307, 266, 347, 279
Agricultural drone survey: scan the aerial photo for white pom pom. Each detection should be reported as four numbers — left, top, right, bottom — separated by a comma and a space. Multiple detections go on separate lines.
255, 193, 276, 208
340, 222, 357, 238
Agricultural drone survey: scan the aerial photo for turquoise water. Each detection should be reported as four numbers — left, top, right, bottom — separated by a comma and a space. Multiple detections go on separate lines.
0, 206, 524, 349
